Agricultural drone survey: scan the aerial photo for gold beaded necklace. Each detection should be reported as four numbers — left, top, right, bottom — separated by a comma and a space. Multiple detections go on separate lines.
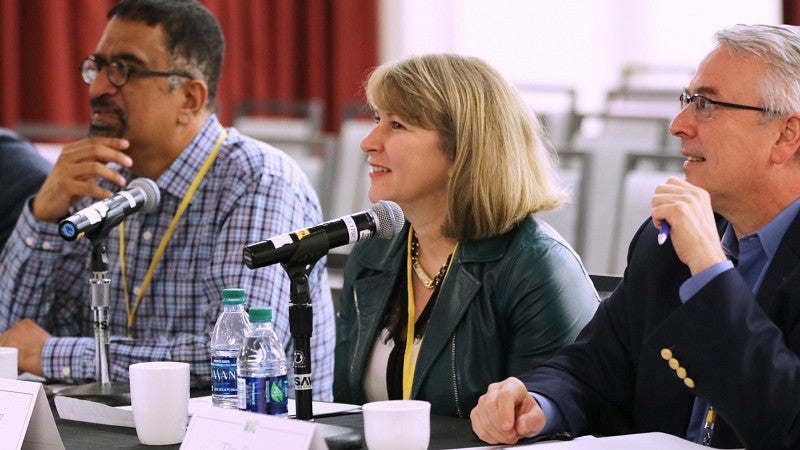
410, 231, 452, 289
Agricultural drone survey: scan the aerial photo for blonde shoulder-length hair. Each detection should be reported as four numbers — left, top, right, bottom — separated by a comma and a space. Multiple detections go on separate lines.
365, 53, 567, 240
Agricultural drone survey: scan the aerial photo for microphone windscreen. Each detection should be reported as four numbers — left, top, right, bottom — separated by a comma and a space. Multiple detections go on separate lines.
128, 178, 161, 213
372, 200, 404, 239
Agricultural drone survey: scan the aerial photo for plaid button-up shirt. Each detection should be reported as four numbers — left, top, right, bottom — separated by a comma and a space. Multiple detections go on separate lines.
0, 115, 335, 400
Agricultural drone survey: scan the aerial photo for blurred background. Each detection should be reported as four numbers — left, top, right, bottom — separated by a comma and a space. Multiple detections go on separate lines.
0, 0, 792, 274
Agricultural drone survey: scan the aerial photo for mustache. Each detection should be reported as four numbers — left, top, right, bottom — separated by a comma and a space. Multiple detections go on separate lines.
90, 96, 125, 116
89, 96, 128, 138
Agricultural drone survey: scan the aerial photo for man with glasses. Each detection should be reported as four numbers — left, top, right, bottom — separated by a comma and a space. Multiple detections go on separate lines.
471, 24, 800, 449
0, 0, 336, 401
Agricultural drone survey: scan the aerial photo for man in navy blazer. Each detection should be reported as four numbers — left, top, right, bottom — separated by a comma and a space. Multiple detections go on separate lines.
471, 24, 800, 449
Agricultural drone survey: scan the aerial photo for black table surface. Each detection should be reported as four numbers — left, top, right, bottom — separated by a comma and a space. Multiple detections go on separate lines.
53, 396, 488, 449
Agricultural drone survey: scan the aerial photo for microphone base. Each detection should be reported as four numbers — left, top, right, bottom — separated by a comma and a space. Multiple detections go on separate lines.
55, 381, 131, 407
315, 422, 363, 450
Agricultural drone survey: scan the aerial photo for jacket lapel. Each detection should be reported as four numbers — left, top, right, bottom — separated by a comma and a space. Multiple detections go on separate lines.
410, 235, 508, 397
757, 209, 800, 311
348, 232, 407, 402
350, 274, 396, 399
411, 261, 481, 397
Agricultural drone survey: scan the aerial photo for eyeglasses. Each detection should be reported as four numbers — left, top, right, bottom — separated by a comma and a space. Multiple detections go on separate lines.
679, 92, 769, 120
80, 56, 192, 88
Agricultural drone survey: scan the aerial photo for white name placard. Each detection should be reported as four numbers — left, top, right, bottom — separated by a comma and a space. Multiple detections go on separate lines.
181, 407, 327, 450
0, 378, 64, 450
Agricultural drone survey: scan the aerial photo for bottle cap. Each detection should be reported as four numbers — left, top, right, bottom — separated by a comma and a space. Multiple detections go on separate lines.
221, 288, 245, 305
248, 307, 272, 322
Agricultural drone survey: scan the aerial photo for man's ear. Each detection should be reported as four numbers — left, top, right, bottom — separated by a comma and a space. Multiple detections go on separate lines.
772, 114, 800, 164
177, 79, 208, 124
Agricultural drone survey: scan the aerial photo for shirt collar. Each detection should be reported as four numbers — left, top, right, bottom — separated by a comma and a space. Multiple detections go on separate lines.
722, 196, 800, 261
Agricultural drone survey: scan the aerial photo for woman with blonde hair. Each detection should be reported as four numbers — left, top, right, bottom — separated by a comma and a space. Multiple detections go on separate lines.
334, 53, 598, 417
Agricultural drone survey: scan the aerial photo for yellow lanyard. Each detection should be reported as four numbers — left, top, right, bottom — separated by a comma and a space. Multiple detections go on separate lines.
702, 406, 715, 446
402, 226, 458, 399
119, 130, 228, 337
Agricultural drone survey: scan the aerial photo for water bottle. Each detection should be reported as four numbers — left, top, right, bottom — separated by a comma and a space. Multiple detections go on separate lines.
237, 307, 288, 416
210, 288, 250, 408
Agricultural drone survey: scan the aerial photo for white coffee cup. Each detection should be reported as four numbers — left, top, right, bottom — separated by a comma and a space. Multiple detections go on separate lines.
129, 361, 190, 445
0, 347, 18, 379
362, 400, 431, 450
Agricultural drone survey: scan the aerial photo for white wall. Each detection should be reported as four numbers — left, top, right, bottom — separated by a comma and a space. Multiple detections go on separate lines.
379, 0, 781, 113
377, 1, 782, 274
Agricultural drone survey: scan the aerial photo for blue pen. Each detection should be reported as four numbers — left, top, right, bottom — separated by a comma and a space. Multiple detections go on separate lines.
658, 221, 670, 245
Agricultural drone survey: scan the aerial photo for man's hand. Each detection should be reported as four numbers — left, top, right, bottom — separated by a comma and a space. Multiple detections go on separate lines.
652, 177, 728, 275
32, 137, 132, 223
0, 319, 51, 376
470, 377, 545, 444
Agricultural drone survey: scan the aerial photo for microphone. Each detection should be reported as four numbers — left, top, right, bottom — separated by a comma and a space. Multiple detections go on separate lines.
58, 178, 161, 241
243, 200, 405, 269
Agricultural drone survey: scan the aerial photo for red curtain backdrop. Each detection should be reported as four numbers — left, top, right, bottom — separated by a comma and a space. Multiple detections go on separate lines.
0, 0, 377, 133
786, 0, 800, 25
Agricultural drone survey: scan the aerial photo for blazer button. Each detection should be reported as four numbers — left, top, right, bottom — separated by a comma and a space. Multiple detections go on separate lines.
668, 358, 679, 370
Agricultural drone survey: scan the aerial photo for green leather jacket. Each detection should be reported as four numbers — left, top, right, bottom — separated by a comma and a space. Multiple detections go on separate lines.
333, 216, 600, 417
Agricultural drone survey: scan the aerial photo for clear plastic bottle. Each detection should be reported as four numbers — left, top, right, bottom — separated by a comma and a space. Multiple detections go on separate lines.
237, 307, 288, 416
210, 288, 250, 409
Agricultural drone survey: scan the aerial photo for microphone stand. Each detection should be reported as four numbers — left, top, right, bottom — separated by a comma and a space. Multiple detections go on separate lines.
280, 230, 329, 421
56, 231, 130, 406
258, 230, 364, 448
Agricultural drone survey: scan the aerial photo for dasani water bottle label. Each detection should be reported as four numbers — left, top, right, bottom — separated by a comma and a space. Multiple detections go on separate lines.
211, 355, 238, 395
268, 375, 288, 415
238, 375, 268, 413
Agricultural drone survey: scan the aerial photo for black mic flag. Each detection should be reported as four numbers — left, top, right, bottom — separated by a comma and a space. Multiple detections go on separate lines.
58, 178, 161, 241
243, 200, 404, 269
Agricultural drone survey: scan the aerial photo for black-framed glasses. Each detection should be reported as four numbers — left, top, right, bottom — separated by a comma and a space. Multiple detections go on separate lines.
80, 56, 192, 88
679, 92, 769, 120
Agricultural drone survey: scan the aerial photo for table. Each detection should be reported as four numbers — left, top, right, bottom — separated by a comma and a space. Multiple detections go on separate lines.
316, 412, 487, 449
53, 398, 487, 449
53, 394, 713, 449
54, 404, 716, 449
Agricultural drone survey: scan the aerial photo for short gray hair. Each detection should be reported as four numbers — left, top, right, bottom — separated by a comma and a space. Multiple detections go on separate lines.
715, 24, 800, 117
